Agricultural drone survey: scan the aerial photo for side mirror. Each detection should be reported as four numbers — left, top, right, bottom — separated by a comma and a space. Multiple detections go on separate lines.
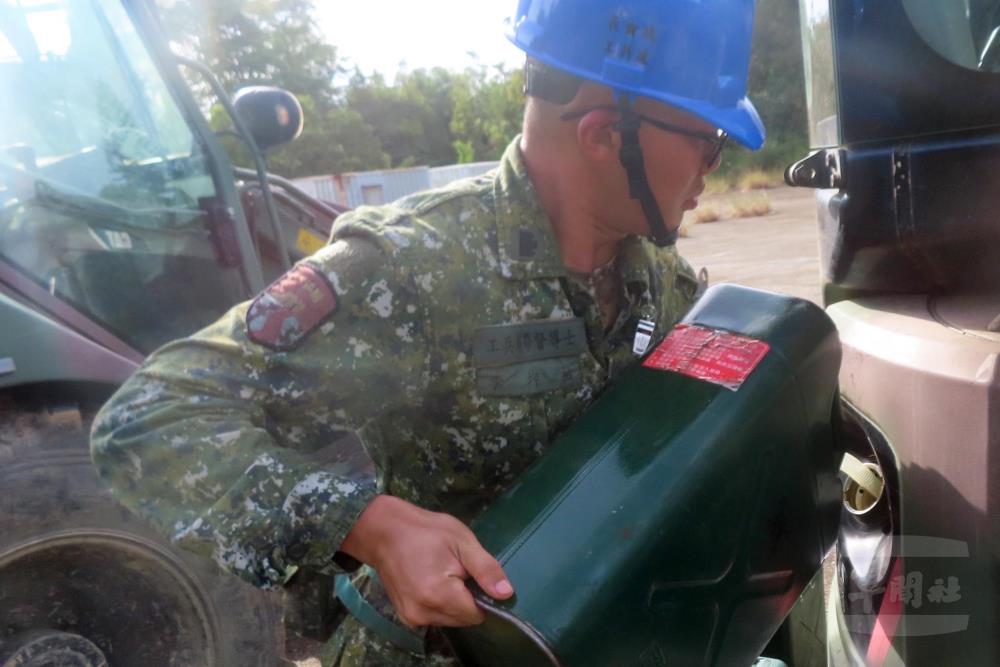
232, 86, 304, 152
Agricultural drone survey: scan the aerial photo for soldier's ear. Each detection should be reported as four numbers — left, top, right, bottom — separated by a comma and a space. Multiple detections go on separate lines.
574, 108, 620, 165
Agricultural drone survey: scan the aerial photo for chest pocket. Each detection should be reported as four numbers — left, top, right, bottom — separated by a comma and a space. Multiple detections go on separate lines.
404, 317, 597, 511
472, 318, 587, 396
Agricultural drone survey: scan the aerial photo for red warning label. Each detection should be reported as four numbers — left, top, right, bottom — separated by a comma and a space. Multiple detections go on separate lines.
642, 324, 770, 391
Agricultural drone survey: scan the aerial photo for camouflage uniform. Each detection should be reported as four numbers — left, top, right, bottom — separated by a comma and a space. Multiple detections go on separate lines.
90, 138, 700, 665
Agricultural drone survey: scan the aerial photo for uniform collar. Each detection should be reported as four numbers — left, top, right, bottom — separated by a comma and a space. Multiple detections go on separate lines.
491, 137, 567, 280
616, 235, 656, 297
490, 136, 658, 301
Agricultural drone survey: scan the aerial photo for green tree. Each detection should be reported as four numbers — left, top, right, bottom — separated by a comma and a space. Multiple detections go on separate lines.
716, 0, 808, 176
345, 68, 456, 167
748, 0, 807, 136
449, 63, 525, 162
152, 0, 810, 179
156, 0, 338, 105
155, 0, 390, 176
209, 95, 389, 176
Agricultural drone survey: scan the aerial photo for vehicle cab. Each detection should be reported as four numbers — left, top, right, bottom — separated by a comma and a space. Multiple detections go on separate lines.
0, 1, 337, 663
788, 1, 1000, 664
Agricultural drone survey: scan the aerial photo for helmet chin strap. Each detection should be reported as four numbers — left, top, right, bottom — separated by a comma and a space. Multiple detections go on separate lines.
615, 99, 678, 247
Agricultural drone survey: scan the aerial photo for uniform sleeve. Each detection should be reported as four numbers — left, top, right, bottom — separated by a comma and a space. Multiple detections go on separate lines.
90, 236, 431, 589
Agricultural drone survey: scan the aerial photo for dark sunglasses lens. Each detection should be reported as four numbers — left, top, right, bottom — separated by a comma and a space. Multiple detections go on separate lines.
707, 136, 728, 167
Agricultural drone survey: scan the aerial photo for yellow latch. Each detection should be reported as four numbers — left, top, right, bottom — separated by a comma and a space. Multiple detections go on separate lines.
841, 452, 885, 514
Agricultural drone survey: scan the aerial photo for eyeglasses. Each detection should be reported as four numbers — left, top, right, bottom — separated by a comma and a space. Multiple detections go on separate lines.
560, 106, 729, 169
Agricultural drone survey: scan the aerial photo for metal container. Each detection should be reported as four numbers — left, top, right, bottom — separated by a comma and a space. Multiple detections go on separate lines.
447, 284, 844, 667
293, 162, 501, 209
290, 174, 340, 203
337, 167, 431, 207
292, 168, 432, 208
428, 161, 499, 188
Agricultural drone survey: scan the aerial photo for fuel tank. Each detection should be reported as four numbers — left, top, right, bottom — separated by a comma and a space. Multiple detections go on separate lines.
447, 284, 844, 667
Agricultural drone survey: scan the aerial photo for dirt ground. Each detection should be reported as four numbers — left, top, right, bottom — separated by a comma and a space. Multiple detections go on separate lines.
677, 186, 822, 306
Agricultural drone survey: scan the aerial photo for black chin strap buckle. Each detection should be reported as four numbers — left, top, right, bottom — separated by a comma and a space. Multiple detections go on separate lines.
615, 116, 644, 201
615, 105, 678, 247
614, 112, 642, 136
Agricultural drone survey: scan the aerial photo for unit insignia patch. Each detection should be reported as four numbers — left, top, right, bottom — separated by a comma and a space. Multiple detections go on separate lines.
246, 263, 338, 350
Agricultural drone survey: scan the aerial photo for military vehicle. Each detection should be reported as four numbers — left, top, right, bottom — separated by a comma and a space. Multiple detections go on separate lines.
0, 0, 343, 663
785, 0, 1000, 664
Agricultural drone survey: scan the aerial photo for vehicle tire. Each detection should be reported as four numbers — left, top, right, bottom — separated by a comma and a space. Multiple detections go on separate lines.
0, 395, 290, 667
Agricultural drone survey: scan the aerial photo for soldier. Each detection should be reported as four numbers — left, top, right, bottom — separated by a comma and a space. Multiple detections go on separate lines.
91, 0, 765, 664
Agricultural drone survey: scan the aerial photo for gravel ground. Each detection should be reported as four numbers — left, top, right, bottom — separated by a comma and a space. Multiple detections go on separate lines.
678, 186, 823, 306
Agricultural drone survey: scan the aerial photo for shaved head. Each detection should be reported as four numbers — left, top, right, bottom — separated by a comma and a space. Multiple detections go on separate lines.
523, 81, 616, 150
518, 62, 717, 274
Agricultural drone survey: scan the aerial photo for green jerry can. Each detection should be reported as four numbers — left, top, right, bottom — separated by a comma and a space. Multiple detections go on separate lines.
446, 284, 844, 667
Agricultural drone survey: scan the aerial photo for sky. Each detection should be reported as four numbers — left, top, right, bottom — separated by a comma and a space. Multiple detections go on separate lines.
314, 1, 525, 78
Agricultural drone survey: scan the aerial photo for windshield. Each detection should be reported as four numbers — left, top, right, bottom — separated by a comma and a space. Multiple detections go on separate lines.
799, 0, 838, 148
904, 0, 1000, 73
0, 0, 245, 352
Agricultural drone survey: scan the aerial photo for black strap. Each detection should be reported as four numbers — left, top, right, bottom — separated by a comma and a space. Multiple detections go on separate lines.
615, 103, 678, 247
524, 58, 582, 105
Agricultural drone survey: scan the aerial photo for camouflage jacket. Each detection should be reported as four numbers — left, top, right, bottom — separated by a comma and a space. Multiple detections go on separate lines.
90, 136, 699, 610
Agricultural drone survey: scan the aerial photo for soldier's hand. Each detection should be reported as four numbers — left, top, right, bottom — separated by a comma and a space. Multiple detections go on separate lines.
340, 494, 514, 628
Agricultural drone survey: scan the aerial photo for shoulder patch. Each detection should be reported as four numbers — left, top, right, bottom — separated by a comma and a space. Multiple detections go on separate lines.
246, 263, 337, 351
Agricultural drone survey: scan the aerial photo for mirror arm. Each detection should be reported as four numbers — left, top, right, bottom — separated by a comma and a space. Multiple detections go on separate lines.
174, 55, 292, 271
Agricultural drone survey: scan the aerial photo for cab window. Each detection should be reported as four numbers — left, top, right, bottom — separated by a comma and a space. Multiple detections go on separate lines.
0, 0, 245, 352
903, 0, 1000, 72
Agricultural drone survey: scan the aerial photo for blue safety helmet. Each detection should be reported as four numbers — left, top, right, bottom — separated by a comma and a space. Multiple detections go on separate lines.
506, 0, 765, 150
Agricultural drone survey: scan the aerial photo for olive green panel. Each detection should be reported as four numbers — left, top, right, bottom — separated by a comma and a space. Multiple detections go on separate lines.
447, 284, 844, 667
0, 294, 138, 390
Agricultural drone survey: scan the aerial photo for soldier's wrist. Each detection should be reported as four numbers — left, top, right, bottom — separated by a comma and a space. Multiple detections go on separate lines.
339, 494, 398, 565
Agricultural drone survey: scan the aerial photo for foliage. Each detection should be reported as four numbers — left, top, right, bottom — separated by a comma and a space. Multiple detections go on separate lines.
345, 68, 457, 167
155, 0, 528, 176
737, 169, 785, 192
449, 64, 526, 163
157, 0, 339, 106
728, 193, 773, 219
703, 175, 734, 196
691, 204, 723, 224
713, 0, 809, 179
714, 132, 808, 182
154, 0, 808, 179
155, 0, 378, 177
803, 12, 837, 143
747, 0, 808, 140
211, 96, 390, 175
